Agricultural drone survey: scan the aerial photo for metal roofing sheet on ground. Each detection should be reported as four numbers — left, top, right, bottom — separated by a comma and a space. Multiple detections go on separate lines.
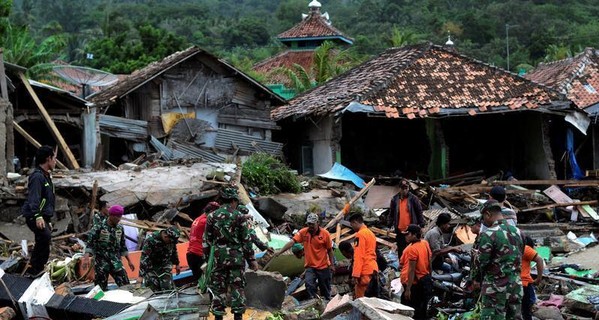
99, 115, 148, 141
169, 141, 225, 162
214, 128, 283, 155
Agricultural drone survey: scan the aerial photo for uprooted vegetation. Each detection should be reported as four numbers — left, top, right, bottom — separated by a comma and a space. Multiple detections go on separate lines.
242, 153, 302, 195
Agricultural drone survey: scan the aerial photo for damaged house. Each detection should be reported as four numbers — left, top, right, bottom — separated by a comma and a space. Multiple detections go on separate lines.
525, 48, 599, 174
1, 62, 90, 170
272, 42, 586, 179
88, 46, 286, 165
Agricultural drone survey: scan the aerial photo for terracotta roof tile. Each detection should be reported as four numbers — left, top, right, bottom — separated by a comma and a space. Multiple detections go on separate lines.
252, 50, 315, 84
278, 11, 352, 41
526, 48, 599, 108
272, 43, 562, 121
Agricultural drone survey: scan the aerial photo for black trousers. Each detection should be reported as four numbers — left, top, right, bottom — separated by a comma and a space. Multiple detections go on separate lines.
26, 217, 52, 274
401, 277, 433, 320
396, 232, 407, 258
186, 252, 205, 282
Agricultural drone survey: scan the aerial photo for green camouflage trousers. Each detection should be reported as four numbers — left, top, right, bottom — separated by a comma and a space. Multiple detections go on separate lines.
94, 256, 129, 291
209, 266, 246, 316
480, 280, 523, 319
143, 270, 175, 292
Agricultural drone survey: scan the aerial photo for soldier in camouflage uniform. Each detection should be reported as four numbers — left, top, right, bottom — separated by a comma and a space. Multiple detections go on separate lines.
92, 200, 109, 226
203, 187, 259, 320
84, 205, 135, 290
140, 226, 181, 292
471, 200, 524, 319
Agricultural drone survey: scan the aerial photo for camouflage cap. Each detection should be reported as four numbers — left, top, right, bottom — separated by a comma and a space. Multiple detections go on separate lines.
466, 216, 482, 226
291, 243, 304, 254
165, 226, 180, 240
306, 213, 319, 224
220, 187, 239, 200
481, 199, 502, 213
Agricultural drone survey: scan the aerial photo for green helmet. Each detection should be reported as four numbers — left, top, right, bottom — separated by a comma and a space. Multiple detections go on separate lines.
220, 187, 239, 200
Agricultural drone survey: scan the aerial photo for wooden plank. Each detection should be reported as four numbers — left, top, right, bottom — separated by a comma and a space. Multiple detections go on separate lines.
13, 121, 68, 169
521, 200, 598, 212
331, 227, 352, 240
494, 180, 599, 186
375, 237, 396, 248
340, 233, 356, 243
324, 178, 376, 230
370, 226, 397, 239
0, 49, 7, 99
335, 223, 341, 245
87, 180, 99, 230
18, 72, 80, 169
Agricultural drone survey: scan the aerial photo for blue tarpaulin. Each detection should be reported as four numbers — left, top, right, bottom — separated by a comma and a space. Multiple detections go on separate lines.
318, 162, 366, 188
566, 128, 584, 180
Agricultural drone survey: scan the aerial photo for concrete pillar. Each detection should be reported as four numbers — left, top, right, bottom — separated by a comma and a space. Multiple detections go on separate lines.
82, 107, 97, 168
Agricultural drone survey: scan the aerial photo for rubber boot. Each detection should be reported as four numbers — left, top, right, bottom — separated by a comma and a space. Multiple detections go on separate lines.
234, 313, 243, 320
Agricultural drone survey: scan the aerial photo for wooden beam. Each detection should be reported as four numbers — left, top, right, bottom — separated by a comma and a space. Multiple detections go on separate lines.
13, 121, 68, 169
521, 200, 598, 213
370, 226, 397, 239
0, 49, 8, 99
324, 178, 376, 230
87, 180, 98, 230
493, 180, 599, 186
18, 72, 79, 169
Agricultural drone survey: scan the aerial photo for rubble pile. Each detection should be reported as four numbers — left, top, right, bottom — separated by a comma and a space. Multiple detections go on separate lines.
1, 158, 599, 319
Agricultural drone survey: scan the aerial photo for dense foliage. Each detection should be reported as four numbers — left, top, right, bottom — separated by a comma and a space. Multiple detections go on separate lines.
242, 153, 302, 195
4, 0, 599, 77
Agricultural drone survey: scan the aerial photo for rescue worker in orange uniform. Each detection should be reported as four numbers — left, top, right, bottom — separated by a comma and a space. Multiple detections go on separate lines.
400, 224, 432, 320
389, 179, 425, 257
348, 213, 379, 298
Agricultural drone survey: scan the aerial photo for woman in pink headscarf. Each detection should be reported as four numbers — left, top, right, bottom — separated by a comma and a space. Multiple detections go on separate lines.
187, 201, 220, 281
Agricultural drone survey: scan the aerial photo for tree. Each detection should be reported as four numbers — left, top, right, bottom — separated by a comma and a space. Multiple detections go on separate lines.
274, 41, 357, 94
1, 23, 66, 79
544, 44, 572, 62
388, 27, 421, 47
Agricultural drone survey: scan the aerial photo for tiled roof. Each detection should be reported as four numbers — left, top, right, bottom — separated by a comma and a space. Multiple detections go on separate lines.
525, 48, 599, 109
277, 10, 352, 41
89, 46, 285, 106
253, 50, 315, 84
272, 43, 562, 121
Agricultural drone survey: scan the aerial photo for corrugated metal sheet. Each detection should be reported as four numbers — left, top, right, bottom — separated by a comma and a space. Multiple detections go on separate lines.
99, 115, 148, 141
215, 128, 283, 155
150, 136, 185, 160
170, 141, 226, 162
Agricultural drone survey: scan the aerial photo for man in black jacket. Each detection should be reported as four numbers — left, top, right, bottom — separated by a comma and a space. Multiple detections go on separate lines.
22, 146, 57, 276
388, 179, 424, 257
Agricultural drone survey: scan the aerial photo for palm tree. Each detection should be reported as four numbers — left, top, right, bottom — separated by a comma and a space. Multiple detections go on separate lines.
388, 27, 420, 48
274, 41, 354, 94
1, 23, 66, 80
544, 44, 572, 62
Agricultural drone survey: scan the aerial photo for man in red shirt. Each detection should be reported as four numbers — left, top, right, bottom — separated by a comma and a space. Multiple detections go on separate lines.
349, 213, 379, 298
275, 213, 334, 299
187, 202, 220, 281
389, 179, 424, 257
400, 224, 432, 320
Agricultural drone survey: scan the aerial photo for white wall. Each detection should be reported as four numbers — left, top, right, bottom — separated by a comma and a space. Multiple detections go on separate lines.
308, 116, 334, 174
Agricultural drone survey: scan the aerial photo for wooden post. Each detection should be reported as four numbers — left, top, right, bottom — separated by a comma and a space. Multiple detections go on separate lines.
18, 72, 80, 169
324, 178, 376, 230
0, 49, 7, 99
13, 121, 68, 169
87, 180, 98, 230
